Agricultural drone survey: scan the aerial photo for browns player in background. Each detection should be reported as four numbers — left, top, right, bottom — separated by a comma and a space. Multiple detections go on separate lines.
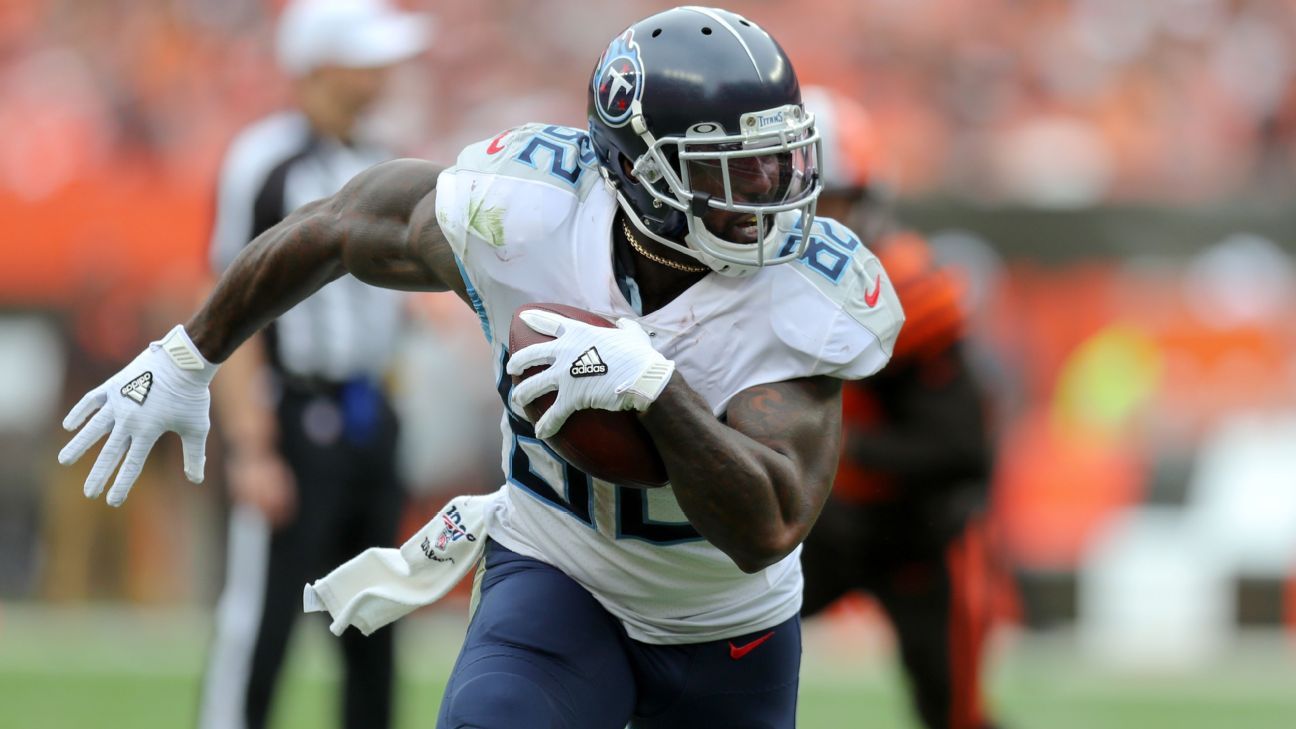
798, 86, 1005, 729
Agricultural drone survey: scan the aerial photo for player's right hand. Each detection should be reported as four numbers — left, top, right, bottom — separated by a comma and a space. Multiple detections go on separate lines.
507, 310, 675, 440
58, 325, 221, 507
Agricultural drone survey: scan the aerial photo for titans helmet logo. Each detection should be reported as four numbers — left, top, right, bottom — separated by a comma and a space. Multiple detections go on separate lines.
593, 29, 644, 128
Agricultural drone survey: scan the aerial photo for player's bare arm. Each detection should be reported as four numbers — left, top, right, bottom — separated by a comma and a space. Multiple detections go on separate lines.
188, 158, 462, 363
58, 158, 461, 505
640, 374, 843, 573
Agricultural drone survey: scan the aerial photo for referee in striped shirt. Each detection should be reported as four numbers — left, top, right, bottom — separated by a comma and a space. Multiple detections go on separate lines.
198, 3, 431, 729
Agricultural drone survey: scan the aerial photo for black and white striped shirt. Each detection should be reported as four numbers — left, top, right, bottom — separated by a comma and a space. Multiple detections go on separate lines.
209, 112, 406, 381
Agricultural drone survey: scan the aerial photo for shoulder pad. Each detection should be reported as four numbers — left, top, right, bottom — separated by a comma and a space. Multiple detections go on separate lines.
771, 216, 905, 378
450, 123, 603, 200
437, 124, 609, 257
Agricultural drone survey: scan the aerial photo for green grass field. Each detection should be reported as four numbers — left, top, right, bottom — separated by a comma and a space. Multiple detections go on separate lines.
2, 604, 1294, 729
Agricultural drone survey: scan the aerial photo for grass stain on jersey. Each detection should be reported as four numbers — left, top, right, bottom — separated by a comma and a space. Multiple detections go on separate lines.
466, 195, 506, 247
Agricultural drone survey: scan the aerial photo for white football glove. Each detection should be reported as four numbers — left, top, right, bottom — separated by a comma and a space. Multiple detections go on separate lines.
505, 310, 675, 440
58, 324, 220, 506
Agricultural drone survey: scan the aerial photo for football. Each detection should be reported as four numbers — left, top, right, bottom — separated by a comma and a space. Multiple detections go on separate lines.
507, 302, 669, 489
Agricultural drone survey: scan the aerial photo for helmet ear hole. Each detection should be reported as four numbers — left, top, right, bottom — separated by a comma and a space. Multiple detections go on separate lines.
619, 155, 637, 181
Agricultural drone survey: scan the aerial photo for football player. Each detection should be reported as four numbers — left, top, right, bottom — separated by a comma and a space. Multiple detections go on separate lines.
798, 85, 1004, 729
58, 8, 903, 728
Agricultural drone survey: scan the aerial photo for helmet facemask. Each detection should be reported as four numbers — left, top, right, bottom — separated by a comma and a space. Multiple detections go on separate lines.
618, 102, 823, 277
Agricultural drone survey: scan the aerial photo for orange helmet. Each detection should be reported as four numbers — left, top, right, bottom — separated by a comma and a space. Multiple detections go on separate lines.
800, 85, 879, 194
877, 231, 966, 362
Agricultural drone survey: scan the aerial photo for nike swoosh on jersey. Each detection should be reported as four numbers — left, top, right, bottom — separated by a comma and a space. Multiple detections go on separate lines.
863, 274, 882, 308
728, 631, 775, 660
486, 129, 511, 155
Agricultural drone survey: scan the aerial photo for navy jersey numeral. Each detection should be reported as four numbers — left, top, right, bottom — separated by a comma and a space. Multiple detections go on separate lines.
779, 219, 861, 284
496, 353, 700, 544
513, 126, 598, 186
495, 356, 593, 526
616, 488, 701, 544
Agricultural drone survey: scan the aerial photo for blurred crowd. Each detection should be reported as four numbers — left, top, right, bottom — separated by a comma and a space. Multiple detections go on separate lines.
2, 0, 1296, 660
2, 0, 1295, 204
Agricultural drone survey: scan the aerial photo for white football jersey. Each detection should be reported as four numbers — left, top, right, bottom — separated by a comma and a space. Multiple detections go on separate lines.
435, 123, 903, 644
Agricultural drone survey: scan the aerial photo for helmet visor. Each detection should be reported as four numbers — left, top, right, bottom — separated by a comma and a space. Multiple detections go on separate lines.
677, 129, 818, 210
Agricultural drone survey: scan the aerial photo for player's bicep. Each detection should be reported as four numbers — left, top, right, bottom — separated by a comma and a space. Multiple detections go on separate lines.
725, 376, 843, 493
326, 158, 465, 298
406, 191, 470, 302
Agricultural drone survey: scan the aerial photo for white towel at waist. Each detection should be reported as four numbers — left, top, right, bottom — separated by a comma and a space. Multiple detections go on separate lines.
303, 488, 504, 636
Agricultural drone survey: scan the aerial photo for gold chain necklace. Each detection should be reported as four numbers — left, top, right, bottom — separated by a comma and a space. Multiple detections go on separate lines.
621, 220, 709, 274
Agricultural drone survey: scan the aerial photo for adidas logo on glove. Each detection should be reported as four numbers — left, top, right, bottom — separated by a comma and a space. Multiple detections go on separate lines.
569, 347, 608, 377
120, 372, 153, 405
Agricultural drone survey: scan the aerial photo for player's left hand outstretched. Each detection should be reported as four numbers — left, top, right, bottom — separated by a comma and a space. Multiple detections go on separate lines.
507, 310, 675, 439
58, 325, 220, 506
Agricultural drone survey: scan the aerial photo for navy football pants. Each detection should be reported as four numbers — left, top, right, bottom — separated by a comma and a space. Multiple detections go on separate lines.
437, 540, 801, 729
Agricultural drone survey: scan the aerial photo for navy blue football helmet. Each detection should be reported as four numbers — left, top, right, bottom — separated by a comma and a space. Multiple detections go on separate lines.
587, 6, 821, 277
